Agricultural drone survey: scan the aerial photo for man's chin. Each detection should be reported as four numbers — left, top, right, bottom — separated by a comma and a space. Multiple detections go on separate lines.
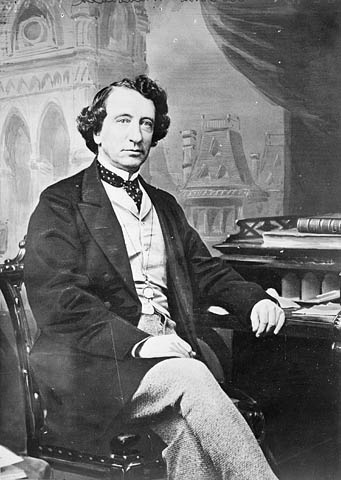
121, 156, 146, 172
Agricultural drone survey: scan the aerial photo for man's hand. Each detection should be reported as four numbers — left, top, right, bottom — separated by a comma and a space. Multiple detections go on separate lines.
138, 334, 194, 358
250, 299, 285, 338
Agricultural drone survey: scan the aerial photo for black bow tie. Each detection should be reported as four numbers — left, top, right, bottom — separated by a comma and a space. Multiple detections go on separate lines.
97, 160, 143, 211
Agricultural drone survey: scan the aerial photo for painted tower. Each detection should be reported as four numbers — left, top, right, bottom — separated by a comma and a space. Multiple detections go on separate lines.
181, 114, 267, 247
254, 133, 285, 217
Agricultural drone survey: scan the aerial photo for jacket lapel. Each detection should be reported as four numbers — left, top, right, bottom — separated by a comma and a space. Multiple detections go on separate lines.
78, 161, 137, 300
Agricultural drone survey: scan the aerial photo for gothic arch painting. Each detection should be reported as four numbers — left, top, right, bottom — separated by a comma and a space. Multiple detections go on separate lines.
1, 112, 31, 254
107, 5, 135, 53
39, 103, 70, 183
9, 0, 59, 55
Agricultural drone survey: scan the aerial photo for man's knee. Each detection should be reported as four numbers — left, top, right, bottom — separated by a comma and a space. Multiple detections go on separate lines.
129, 358, 217, 418
149, 358, 214, 385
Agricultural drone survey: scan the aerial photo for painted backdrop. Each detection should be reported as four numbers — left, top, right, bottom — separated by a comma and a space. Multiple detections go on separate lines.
0, 0, 286, 259
0, 2, 340, 478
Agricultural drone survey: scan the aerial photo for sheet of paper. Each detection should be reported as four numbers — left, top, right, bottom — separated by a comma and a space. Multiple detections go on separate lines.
297, 290, 340, 305
294, 303, 341, 317
0, 464, 27, 480
0, 465, 27, 480
266, 289, 301, 309
0, 446, 23, 469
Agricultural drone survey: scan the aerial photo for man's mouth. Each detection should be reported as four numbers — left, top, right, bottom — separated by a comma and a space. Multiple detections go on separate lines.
123, 149, 143, 154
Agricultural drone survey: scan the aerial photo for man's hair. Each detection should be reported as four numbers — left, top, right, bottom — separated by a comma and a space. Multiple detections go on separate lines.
77, 75, 170, 153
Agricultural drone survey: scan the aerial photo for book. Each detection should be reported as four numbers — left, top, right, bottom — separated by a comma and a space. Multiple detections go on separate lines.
262, 228, 341, 249
297, 214, 341, 234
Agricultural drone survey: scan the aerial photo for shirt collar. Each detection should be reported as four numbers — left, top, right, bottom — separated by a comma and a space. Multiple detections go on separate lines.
97, 155, 140, 181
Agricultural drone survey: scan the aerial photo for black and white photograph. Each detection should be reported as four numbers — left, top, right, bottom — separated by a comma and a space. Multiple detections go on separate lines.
0, 1, 340, 479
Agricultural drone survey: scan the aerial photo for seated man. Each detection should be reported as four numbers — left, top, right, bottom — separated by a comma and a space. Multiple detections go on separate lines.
24, 75, 285, 480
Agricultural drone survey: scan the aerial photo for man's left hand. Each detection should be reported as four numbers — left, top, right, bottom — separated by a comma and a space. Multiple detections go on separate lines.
250, 299, 285, 338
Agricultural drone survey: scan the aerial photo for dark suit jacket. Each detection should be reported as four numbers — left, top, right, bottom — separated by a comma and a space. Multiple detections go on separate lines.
24, 160, 270, 453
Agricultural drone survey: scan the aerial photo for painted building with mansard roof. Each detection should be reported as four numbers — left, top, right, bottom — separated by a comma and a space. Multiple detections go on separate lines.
181, 114, 268, 248
0, 0, 150, 257
250, 133, 285, 217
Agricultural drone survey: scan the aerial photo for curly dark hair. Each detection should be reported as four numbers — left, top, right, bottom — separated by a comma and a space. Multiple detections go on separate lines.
76, 75, 170, 154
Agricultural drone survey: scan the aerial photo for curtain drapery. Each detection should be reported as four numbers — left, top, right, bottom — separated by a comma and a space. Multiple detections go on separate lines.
201, 0, 341, 213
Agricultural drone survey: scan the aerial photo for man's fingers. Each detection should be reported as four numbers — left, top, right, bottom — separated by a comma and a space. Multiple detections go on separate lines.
274, 309, 286, 335
250, 299, 286, 338
172, 337, 193, 357
162, 350, 185, 358
250, 309, 260, 333
266, 308, 278, 333
255, 314, 268, 337
176, 337, 192, 352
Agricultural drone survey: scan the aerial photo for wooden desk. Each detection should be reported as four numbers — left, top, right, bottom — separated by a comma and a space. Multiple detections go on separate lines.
212, 215, 341, 477
204, 309, 341, 343
214, 216, 341, 292
213, 216, 341, 343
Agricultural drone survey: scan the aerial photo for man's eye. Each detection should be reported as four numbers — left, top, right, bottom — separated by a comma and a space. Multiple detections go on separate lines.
117, 118, 130, 124
141, 120, 153, 130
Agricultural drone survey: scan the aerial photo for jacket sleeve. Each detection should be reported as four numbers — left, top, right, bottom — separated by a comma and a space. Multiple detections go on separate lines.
170, 197, 274, 323
24, 189, 149, 360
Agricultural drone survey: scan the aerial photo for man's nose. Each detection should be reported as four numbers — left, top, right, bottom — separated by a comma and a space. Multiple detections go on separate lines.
128, 121, 143, 143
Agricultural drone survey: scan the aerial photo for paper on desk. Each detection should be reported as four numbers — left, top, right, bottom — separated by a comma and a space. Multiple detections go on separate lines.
0, 464, 27, 480
0, 446, 22, 469
266, 289, 301, 309
297, 289, 340, 305
294, 303, 341, 317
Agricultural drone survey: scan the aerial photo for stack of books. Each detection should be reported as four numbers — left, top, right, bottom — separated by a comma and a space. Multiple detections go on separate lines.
262, 213, 341, 249
297, 213, 341, 234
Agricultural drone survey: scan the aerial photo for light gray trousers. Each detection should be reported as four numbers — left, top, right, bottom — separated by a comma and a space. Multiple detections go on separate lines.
126, 358, 278, 480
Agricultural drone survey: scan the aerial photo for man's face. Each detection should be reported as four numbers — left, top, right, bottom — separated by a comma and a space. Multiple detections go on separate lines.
94, 87, 155, 173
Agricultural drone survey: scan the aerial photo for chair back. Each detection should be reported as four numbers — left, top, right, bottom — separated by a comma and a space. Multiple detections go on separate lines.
0, 239, 41, 452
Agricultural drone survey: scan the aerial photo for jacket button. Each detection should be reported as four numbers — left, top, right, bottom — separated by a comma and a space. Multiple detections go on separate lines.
103, 273, 111, 282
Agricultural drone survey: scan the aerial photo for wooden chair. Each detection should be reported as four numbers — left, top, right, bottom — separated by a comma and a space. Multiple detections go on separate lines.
0, 240, 166, 479
0, 240, 272, 479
